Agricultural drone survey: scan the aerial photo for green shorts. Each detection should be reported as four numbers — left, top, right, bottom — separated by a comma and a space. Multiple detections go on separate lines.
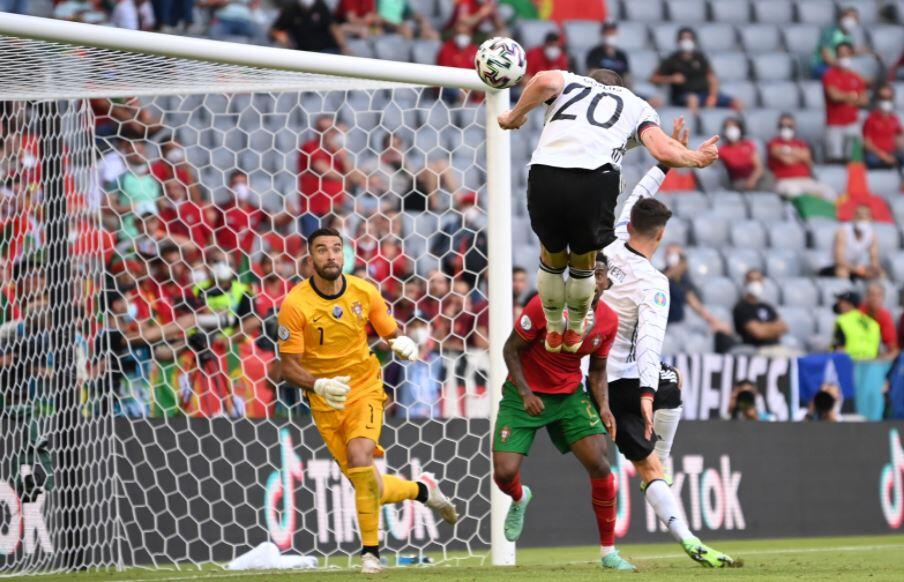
492, 381, 607, 455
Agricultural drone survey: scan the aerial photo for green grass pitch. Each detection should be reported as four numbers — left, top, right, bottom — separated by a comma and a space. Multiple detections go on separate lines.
12, 535, 904, 581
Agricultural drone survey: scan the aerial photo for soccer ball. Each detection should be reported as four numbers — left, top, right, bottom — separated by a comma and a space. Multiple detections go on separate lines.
475, 37, 526, 89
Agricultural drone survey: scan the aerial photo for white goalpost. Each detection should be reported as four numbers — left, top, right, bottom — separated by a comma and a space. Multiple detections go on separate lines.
0, 13, 514, 573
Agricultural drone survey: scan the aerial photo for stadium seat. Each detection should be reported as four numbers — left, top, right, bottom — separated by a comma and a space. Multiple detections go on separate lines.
712, 0, 751, 23
751, 52, 795, 81
813, 165, 848, 195
698, 23, 739, 52
563, 20, 603, 52
778, 306, 816, 344
662, 217, 690, 246
758, 81, 801, 109
686, 247, 725, 279
673, 191, 710, 218
652, 23, 684, 52
855, 0, 883, 25
799, 80, 824, 109
373, 36, 410, 62
795, 0, 836, 26
868, 170, 902, 199
819, 278, 861, 307
873, 223, 901, 258
868, 26, 904, 68
751, 0, 794, 24
808, 218, 839, 249
346, 38, 374, 58
765, 248, 804, 278
850, 54, 881, 83
781, 24, 821, 59
744, 108, 783, 141
625, 0, 666, 22
892, 198, 904, 224
721, 81, 759, 108
804, 248, 833, 275
658, 107, 697, 135
665, 0, 707, 21
711, 191, 748, 219
761, 276, 782, 306
700, 276, 740, 308
694, 164, 729, 192
780, 277, 819, 307
517, 19, 560, 49
891, 254, 904, 282
617, 22, 653, 52
815, 307, 837, 337
748, 192, 786, 222
699, 108, 738, 136
710, 52, 750, 82
792, 110, 826, 146
411, 39, 442, 65
723, 247, 764, 282
629, 50, 662, 82
513, 244, 540, 277
730, 219, 768, 248
739, 24, 782, 53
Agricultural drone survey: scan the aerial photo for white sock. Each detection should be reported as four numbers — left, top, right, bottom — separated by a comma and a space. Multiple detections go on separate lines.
601, 545, 617, 557
644, 479, 693, 543
653, 406, 683, 464
565, 267, 595, 332
537, 263, 566, 332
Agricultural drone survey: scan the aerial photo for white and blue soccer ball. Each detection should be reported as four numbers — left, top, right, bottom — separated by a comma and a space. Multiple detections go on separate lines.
475, 37, 526, 89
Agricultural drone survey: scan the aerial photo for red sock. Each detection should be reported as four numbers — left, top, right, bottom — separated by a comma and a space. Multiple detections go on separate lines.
494, 473, 523, 502
591, 474, 616, 547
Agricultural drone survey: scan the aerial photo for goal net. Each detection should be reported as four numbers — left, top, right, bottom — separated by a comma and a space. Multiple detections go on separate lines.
0, 15, 512, 574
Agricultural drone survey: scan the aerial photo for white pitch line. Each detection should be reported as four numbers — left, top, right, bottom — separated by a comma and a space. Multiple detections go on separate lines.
105, 543, 904, 582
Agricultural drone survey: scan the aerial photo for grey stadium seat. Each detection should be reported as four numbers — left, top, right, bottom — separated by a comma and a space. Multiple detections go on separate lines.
748, 192, 785, 222
892, 255, 904, 283
346, 38, 374, 58
666, 0, 708, 22
752, 0, 794, 24
780, 277, 819, 307
723, 247, 764, 282
869, 169, 902, 198
373, 35, 411, 62
869, 26, 904, 72
795, 0, 836, 26
686, 247, 725, 279
694, 214, 732, 247
799, 80, 824, 109
712, 0, 751, 23
813, 165, 849, 195
517, 20, 559, 49
873, 223, 901, 259
658, 107, 696, 136
411, 39, 442, 65
710, 52, 750, 83
818, 278, 856, 307
759, 81, 801, 109
700, 276, 740, 308
662, 217, 690, 246
765, 248, 804, 278
652, 23, 684, 53
809, 218, 839, 249
752, 52, 795, 81
740, 24, 782, 53
781, 24, 821, 58
674, 191, 710, 218
744, 109, 783, 141
850, 54, 882, 83
761, 276, 782, 306
698, 23, 739, 52
625, 0, 665, 21
778, 307, 816, 344
815, 307, 837, 337
616, 22, 653, 52
630, 50, 662, 82
768, 220, 807, 251
790, 110, 826, 146
563, 20, 603, 52
855, 0, 883, 25
711, 193, 748, 220
804, 248, 833, 275
694, 164, 729, 192
721, 81, 759, 109
699, 108, 738, 136
730, 219, 769, 249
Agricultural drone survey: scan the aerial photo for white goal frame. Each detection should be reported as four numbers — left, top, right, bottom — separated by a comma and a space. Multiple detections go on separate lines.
0, 13, 515, 569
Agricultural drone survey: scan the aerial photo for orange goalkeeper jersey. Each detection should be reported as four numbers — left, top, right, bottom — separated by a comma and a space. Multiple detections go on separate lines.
277, 274, 397, 411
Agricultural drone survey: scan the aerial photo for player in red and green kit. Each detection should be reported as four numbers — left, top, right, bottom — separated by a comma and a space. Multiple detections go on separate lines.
492, 255, 635, 571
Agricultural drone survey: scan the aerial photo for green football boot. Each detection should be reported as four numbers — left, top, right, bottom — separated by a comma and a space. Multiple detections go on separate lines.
503, 486, 532, 542
682, 537, 741, 568
601, 550, 637, 571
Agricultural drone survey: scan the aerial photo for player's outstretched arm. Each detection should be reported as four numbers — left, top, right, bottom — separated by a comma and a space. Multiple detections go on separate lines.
588, 356, 615, 440
497, 70, 564, 130
502, 329, 545, 416
641, 123, 719, 169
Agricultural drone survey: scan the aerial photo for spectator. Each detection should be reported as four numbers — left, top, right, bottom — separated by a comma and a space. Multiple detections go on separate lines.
270, 0, 347, 54
728, 380, 775, 421
208, 0, 267, 43
662, 244, 734, 350
718, 117, 765, 191
151, 140, 200, 201
863, 84, 903, 170
54, 0, 108, 24
732, 268, 790, 353
409, 154, 458, 212
586, 22, 629, 80
394, 319, 443, 418
376, 0, 438, 40
811, 6, 864, 79
512, 265, 531, 309
107, 141, 161, 240
805, 384, 840, 421
152, 0, 194, 32
112, 0, 156, 30
364, 132, 413, 203
832, 290, 881, 360
861, 282, 899, 360
822, 42, 868, 162
651, 27, 742, 112
214, 170, 265, 258
334, 0, 380, 39
821, 204, 884, 281
90, 97, 163, 141
524, 32, 569, 85
767, 113, 837, 199
444, 0, 505, 37
436, 22, 479, 104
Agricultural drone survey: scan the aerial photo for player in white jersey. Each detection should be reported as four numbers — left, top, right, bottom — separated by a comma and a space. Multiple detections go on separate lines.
602, 121, 738, 567
498, 68, 719, 355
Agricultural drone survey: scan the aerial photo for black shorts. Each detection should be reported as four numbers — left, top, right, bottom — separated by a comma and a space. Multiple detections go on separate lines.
527, 163, 621, 255
608, 378, 658, 462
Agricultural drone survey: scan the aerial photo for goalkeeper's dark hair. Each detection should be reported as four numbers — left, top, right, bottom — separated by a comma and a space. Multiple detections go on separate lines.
307, 227, 343, 247
588, 68, 625, 88
630, 198, 672, 238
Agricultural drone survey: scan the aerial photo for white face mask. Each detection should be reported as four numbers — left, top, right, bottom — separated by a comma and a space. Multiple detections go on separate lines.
879, 100, 894, 113
132, 163, 149, 176
410, 326, 430, 346
165, 148, 184, 164
233, 182, 250, 202
191, 268, 209, 286
603, 34, 618, 47
840, 16, 857, 32
855, 219, 871, 231
298, 0, 315, 7
666, 252, 681, 268
124, 302, 138, 322
746, 280, 764, 300
328, 131, 345, 150
838, 57, 852, 69
779, 127, 795, 141
212, 261, 233, 283
678, 39, 695, 52
464, 206, 481, 225
20, 154, 36, 169
454, 34, 471, 49
725, 125, 742, 143
544, 46, 562, 61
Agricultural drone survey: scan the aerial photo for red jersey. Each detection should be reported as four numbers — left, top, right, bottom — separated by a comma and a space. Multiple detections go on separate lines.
861, 304, 898, 351
767, 137, 812, 179
513, 295, 618, 394
298, 140, 346, 216
335, 0, 374, 19
718, 139, 757, 181
525, 45, 569, 77
436, 39, 478, 70
215, 202, 264, 253
863, 110, 902, 154
150, 160, 193, 186
823, 67, 865, 126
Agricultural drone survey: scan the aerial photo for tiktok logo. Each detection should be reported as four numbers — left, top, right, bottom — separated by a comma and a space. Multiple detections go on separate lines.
264, 429, 304, 549
879, 429, 904, 529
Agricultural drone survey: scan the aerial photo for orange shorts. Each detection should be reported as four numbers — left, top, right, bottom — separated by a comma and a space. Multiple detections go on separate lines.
312, 394, 385, 475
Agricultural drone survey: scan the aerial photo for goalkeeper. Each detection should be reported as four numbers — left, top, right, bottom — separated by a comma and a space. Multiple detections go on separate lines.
277, 227, 458, 575
493, 255, 636, 571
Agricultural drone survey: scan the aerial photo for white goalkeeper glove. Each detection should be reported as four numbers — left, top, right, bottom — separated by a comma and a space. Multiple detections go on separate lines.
313, 376, 351, 410
389, 336, 418, 361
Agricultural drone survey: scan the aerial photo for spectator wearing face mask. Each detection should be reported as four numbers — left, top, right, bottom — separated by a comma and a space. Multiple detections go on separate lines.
444, 0, 506, 37
270, 0, 347, 54
214, 170, 265, 257
651, 27, 742, 112
436, 22, 479, 104
392, 319, 442, 418
832, 290, 881, 361
823, 42, 868, 162
767, 113, 837, 199
523, 32, 568, 86
152, 140, 201, 201
662, 244, 733, 347
812, 7, 862, 79
585, 22, 628, 80
860, 282, 898, 360
821, 204, 884, 281
732, 269, 789, 352
718, 117, 765, 191
107, 140, 161, 240
863, 84, 904, 170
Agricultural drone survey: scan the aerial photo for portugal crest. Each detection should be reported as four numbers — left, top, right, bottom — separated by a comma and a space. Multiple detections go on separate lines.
332, 305, 343, 319
351, 301, 364, 321
499, 425, 511, 443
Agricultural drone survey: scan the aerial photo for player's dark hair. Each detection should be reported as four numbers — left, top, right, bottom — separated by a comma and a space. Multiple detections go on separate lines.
630, 198, 672, 238
307, 227, 343, 247
588, 68, 625, 88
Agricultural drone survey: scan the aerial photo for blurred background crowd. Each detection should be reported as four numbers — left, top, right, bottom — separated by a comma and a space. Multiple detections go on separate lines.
3, 0, 904, 422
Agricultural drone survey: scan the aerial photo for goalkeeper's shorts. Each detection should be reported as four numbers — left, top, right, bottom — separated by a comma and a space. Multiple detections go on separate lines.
492, 381, 607, 456
312, 394, 385, 475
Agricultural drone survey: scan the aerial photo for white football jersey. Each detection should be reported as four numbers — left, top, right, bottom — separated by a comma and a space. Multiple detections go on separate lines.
603, 166, 670, 391
529, 71, 660, 171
